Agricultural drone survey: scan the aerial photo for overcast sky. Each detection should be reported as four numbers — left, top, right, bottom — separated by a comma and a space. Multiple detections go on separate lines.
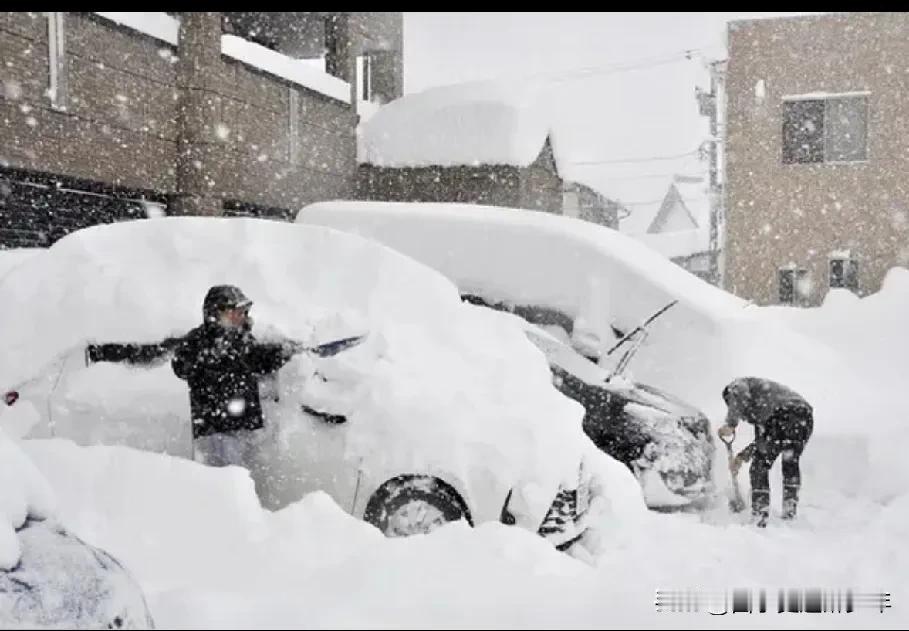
401, 13, 817, 230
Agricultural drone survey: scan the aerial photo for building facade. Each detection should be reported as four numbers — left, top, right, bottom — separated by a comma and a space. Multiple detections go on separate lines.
724, 12, 909, 306
0, 12, 402, 246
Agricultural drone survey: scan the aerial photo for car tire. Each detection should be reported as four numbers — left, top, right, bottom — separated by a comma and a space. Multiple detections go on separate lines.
364, 475, 470, 538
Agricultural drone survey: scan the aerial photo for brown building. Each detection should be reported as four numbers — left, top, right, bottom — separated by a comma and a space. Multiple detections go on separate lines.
359, 136, 557, 213
723, 12, 909, 306
0, 12, 402, 247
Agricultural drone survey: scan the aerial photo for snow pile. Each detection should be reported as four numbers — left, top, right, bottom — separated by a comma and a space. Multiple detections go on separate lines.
0, 248, 42, 280
360, 78, 560, 169
93, 12, 179, 46
634, 226, 710, 259
0, 428, 55, 569
221, 34, 351, 103
19, 433, 909, 629
299, 201, 744, 325
0, 217, 593, 526
759, 267, 909, 502
297, 201, 881, 444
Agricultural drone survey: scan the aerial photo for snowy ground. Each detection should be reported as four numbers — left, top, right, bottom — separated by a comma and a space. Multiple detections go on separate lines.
9, 267, 907, 628
19, 436, 908, 629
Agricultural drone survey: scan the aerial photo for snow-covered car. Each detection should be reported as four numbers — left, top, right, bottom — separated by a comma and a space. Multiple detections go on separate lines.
1, 428, 154, 629
514, 316, 714, 507
0, 217, 644, 554
296, 201, 717, 507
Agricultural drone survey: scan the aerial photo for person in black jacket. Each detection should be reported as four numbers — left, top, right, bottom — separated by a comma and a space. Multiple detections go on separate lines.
718, 377, 814, 527
172, 285, 302, 467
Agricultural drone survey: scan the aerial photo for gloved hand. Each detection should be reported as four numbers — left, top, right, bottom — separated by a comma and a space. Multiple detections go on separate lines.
731, 452, 746, 474
717, 425, 735, 441
283, 340, 307, 357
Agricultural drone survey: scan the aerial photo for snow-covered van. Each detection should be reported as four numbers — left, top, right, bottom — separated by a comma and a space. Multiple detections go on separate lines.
0, 217, 645, 555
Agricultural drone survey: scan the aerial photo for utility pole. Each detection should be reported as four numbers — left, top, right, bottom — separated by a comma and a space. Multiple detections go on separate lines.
696, 59, 727, 287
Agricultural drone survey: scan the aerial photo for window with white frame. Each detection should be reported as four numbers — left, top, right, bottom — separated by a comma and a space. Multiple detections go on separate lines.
782, 94, 868, 164
829, 255, 859, 292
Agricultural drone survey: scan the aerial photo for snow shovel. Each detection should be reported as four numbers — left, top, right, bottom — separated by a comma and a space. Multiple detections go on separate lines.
301, 334, 368, 358
719, 432, 747, 513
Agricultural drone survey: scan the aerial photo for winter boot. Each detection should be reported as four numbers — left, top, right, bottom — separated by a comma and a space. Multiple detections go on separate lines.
781, 484, 800, 520
752, 489, 770, 528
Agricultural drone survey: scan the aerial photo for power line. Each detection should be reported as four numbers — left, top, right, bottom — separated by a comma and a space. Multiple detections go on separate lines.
497, 43, 717, 87
595, 171, 705, 181
546, 49, 702, 84
619, 195, 707, 207
568, 148, 701, 166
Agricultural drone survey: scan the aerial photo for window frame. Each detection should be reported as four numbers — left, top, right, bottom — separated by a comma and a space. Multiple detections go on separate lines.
781, 92, 870, 166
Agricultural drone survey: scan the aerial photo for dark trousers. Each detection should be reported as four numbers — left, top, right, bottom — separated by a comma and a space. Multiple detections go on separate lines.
749, 406, 814, 522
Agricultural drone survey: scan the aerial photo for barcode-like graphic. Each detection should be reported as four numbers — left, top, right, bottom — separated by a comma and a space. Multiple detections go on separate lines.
655, 588, 891, 615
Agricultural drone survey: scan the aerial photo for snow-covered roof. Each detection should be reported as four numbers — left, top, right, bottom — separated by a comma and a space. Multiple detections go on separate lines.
93, 12, 179, 46
359, 78, 568, 171
221, 34, 351, 104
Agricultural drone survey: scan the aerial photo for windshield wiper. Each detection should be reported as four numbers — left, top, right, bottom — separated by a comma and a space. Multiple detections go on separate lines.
605, 299, 678, 380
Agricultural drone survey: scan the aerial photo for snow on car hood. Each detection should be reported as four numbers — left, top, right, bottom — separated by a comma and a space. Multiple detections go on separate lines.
0, 427, 56, 569
0, 218, 587, 522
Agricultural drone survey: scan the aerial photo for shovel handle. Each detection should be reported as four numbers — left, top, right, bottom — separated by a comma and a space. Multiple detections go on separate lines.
718, 429, 736, 447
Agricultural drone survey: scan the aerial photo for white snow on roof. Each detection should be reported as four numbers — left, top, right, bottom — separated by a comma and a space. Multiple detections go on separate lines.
360, 78, 560, 170
93, 12, 179, 47
538, 59, 712, 236
221, 35, 351, 104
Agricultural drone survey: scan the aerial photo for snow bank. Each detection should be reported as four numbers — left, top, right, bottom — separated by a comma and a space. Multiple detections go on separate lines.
0, 217, 591, 525
93, 12, 179, 46
221, 34, 351, 104
21, 435, 909, 629
0, 248, 42, 280
635, 227, 710, 259
0, 428, 55, 569
360, 78, 559, 169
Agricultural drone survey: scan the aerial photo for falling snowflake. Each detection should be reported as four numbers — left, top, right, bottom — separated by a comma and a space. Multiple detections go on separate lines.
193, 160, 203, 170
3, 80, 22, 100
25, 116, 36, 127
228, 399, 246, 416
215, 123, 230, 140
257, 154, 268, 162
115, 94, 128, 103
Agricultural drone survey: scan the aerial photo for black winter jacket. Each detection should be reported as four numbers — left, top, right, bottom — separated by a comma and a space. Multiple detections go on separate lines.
171, 322, 296, 438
